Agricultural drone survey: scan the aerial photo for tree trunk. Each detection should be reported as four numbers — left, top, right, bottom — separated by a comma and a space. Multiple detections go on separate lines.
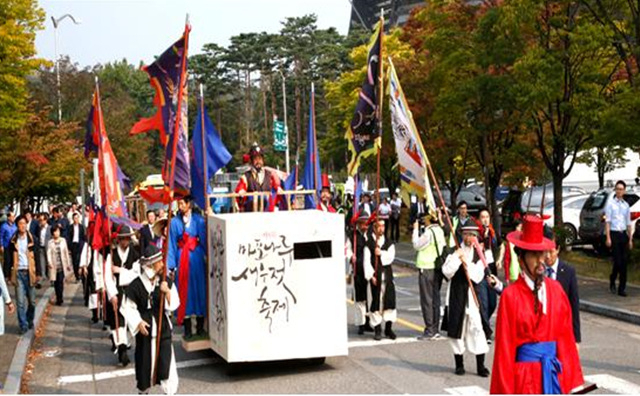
294, 83, 302, 164
553, 171, 564, 230
261, 72, 268, 139
488, 172, 503, 242
597, 147, 605, 189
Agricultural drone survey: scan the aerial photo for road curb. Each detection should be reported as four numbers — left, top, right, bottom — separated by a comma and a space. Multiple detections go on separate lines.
579, 300, 640, 326
4, 287, 54, 395
394, 254, 640, 326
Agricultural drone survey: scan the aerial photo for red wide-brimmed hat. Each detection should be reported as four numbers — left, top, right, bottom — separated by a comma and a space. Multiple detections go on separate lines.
507, 215, 556, 251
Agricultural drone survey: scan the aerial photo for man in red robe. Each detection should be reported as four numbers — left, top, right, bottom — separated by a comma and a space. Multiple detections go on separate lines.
490, 214, 584, 394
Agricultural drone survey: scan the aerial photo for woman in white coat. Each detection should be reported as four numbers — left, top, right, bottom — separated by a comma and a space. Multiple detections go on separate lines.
47, 225, 74, 305
0, 266, 15, 335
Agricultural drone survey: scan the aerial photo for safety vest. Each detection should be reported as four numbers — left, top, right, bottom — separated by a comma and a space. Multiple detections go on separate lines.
448, 217, 459, 248
416, 226, 446, 270
505, 240, 520, 282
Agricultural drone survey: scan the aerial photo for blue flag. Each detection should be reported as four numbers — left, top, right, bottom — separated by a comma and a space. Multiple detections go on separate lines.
353, 174, 362, 218
302, 87, 321, 209
190, 101, 232, 210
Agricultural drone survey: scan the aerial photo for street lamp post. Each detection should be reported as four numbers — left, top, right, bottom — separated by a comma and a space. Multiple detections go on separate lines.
51, 14, 80, 124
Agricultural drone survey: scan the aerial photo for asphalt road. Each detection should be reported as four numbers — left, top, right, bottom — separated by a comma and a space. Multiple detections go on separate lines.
24, 266, 640, 394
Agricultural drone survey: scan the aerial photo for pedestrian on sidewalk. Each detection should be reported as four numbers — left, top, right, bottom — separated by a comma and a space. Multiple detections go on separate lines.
0, 265, 15, 335
377, 198, 391, 241
441, 224, 491, 377
490, 214, 583, 394
544, 227, 581, 344
67, 213, 86, 282
47, 225, 73, 306
366, 218, 397, 340
1, 212, 16, 283
35, 213, 51, 289
121, 245, 179, 395
605, 180, 633, 297
412, 210, 446, 340
9, 215, 37, 334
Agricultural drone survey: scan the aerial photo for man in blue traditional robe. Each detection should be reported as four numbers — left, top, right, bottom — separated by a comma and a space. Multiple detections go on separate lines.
167, 195, 207, 339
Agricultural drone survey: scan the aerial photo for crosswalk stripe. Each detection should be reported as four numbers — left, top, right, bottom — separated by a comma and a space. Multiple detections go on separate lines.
57, 358, 217, 385
585, 374, 640, 394
348, 337, 419, 348
444, 385, 488, 395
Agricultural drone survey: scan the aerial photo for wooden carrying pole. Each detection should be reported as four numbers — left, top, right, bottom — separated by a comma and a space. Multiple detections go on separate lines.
373, 11, 384, 284
153, 17, 189, 385
426, 162, 480, 308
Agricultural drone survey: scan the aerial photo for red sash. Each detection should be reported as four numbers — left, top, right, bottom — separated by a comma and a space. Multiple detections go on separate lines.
176, 233, 198, 325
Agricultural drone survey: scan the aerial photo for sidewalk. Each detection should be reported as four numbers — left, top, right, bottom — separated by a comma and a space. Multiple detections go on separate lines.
394, 242, 640, 325
0, 280, 52, 394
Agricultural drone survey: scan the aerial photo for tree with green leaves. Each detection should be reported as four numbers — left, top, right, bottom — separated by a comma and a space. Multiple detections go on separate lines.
0, 0, 45, 131
511, 0, 617, 228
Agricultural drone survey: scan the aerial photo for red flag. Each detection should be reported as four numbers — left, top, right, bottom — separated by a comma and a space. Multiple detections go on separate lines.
91, 85, 127, 220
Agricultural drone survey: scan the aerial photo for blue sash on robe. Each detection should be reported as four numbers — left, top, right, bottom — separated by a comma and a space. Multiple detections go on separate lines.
516, 341, 563, 394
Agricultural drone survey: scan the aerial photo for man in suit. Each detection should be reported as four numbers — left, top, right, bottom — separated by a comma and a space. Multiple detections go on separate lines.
51, 206, 70, 239
67, 212, 86, 281
139, 210, 159, 255
410, 196, 428, 225
34, 213, 51, 288
544, 227, 581, 344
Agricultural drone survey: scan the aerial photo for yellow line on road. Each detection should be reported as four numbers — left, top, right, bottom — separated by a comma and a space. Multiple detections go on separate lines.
396, 317, 423, 332
346, 299, 423, 333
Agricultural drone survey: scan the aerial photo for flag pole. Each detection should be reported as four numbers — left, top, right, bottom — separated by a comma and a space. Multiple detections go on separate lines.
199, 82, 211, 339
95, 77, 108, 332
311, 82, 319, 205
425, 162, 480, 308
95, 76, 120, 342
154, 17, 190, 385
373, 11, 384, 285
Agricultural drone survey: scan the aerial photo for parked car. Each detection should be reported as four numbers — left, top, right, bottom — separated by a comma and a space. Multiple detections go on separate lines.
436, 186, 486, 215
495, 186, 511, 204
521, 184, 586, 212
578, 189, 640, 254
542, 194, 590, 246
500, 184, 587, 236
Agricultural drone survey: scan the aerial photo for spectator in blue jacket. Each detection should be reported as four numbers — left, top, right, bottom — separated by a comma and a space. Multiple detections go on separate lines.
1, 213, 16, 282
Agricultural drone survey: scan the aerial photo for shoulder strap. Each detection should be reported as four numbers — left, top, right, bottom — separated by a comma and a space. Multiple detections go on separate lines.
430, 227, 441, 255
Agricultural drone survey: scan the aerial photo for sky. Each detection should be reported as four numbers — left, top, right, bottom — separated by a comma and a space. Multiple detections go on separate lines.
35, 0, 353, 68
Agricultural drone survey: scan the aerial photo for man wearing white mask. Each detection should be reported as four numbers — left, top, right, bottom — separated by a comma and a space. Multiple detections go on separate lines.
441, 224, 490, 377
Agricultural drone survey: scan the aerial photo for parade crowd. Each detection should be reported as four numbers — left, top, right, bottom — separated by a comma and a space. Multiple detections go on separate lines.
0, 142, 635, 395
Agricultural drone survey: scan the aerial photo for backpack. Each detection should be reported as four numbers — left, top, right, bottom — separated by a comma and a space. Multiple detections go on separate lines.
430, 227, 450, 270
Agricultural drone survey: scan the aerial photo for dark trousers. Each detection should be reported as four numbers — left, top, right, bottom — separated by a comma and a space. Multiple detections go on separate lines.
477, 277, 496, 339
383, 219, 390, 241
418, 268, 443, 335
54, 270, 64, 304
71, 243, 81, 279
610, 231, 630, 293
390, 217, 400, 242
3, 248, 11, 281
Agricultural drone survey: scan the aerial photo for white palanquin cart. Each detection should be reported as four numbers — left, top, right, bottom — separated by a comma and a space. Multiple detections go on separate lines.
205, 210, 348, 364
